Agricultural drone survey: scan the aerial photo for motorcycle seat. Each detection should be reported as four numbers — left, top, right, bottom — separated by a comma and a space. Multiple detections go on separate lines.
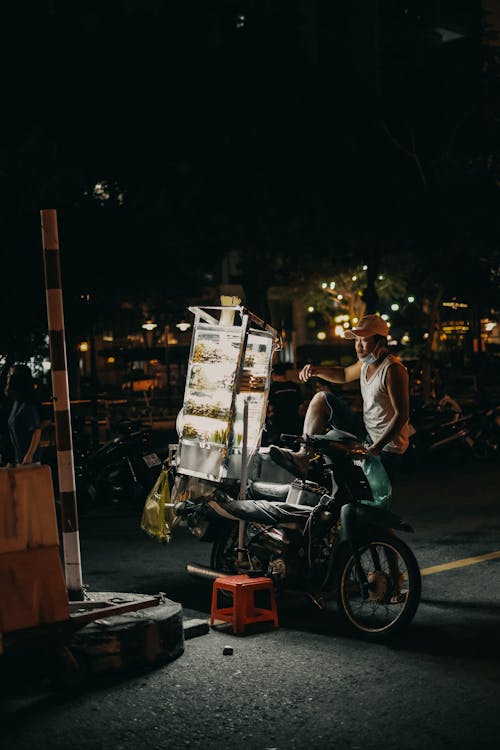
321, 428, 360, 442
247, 481, 290, 502
308, 429, 361, 455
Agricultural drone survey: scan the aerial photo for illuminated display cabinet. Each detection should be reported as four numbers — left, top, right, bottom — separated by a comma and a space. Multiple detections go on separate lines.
175, 306, 278, 483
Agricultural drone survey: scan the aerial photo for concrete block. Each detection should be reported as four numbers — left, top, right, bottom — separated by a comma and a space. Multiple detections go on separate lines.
0, 470, 28, 553
0, 546, 70, 632
183, 618, 210, 640
0, 466, 59, 553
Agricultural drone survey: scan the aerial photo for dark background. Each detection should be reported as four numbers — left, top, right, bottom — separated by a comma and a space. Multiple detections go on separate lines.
0, 0, 499, 361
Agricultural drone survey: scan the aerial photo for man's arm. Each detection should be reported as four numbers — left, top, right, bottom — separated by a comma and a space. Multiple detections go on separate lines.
299, 361, 361, 384
22, 428, 41, 464
367, 364, 409, 455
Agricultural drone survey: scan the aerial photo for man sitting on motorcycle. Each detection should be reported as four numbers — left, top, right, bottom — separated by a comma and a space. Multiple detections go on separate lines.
270, 314, 411, 480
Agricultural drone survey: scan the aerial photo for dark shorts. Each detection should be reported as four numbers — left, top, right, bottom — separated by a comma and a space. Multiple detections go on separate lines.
324, 392, 365, 440
324, 392, 402, 481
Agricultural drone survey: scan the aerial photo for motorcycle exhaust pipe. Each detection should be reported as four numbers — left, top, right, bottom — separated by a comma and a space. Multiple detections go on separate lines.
187, 563, 229, 581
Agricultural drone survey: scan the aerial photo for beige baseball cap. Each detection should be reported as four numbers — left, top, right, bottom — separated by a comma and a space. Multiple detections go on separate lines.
344, 314, 389, 339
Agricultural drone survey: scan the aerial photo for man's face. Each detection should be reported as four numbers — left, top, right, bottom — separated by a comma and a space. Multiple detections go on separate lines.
354, 335, 378, 359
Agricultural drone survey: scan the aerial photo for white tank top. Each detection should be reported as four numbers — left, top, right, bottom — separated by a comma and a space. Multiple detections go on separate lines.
360, 355, 410, 454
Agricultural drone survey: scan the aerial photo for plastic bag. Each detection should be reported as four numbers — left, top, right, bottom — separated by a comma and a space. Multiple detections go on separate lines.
140, 468, 180, 543
361, 455, 392, 510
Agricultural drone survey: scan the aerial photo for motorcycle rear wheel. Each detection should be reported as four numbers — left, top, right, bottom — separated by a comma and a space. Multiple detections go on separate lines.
335, 535, 421, 641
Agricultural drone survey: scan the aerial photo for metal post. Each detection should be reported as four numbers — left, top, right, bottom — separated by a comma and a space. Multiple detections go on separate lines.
164, 324, 170, 411
239, 397, 250, 501
40, 209, 84, 600
89, 307, 99, 450
237, 398, 250, 562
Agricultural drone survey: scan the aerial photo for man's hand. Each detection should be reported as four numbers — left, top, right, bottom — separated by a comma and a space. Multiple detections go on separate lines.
299, 364, 315, 382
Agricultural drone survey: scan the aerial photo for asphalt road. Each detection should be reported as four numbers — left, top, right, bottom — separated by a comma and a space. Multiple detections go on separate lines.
4, 457, 500, 749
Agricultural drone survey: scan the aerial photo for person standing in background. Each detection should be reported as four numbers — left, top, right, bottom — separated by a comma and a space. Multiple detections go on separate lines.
0, 362, 15, 465
5, 364, 43, 465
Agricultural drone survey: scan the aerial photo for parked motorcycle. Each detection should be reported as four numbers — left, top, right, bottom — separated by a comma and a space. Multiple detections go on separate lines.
406, 394, 500, 468
465, 405, 500, 461
75, 420, 164, 513
405, 394, 475, 467
173, 429, 421, 641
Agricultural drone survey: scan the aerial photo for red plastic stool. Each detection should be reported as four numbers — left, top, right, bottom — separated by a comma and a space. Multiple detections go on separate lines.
210, 575, 279, 635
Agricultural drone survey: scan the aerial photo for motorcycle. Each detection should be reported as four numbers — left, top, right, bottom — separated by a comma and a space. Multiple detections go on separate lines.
75, 420, 164, 513
172, 429, 421, 641
465, 405, 500, 461
406, 394, 500, 467
405, 394, 476, 467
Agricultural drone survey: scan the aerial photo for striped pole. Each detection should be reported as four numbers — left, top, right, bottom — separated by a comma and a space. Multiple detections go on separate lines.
40, 209, 84, 600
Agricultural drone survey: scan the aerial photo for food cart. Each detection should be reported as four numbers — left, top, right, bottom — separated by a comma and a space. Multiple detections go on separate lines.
174, 305, 279, 488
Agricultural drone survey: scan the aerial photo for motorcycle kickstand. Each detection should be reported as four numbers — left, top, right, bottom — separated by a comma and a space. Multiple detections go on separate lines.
306, 593, 325, 610
236, 520, 255, 570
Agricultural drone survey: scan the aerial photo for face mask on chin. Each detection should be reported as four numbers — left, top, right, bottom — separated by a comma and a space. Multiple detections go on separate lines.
359, 352, 378, 365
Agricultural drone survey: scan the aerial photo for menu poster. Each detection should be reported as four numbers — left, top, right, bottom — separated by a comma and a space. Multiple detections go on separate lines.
233, 393, 266, 449
181, 326, 243, 446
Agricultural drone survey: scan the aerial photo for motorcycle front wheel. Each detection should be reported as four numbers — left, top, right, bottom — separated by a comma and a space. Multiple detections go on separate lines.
335, 535, 421, 641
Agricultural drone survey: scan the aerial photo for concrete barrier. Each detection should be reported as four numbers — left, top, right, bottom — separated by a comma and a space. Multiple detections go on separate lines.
0, 466, 70, 637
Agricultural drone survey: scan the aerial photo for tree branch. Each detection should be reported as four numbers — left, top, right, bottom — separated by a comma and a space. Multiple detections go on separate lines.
381, 123, 428, 188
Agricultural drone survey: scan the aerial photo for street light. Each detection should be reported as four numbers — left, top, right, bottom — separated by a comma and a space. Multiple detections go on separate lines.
142, 320, 157, 331
176, 321, 191, 332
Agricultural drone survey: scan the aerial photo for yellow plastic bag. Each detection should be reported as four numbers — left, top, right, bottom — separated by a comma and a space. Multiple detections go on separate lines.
140, 468, 180, 543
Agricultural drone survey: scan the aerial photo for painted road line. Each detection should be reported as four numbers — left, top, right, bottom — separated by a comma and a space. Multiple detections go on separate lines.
421, 550, 500, 576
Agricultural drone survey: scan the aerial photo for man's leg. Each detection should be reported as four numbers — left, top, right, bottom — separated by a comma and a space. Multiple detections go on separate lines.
269, 392, 330, 475
379, 451, 402, 484
322, 392, 365, 441
302, 392, 333, 437
374, 450, 405, 600
270, 392, 364, 475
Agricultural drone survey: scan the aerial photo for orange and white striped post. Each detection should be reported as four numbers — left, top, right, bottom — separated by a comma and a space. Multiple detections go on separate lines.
40, 209, 84, 600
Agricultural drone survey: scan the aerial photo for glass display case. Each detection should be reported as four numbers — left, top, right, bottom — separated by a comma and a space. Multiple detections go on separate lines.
175, 306, 278, 482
